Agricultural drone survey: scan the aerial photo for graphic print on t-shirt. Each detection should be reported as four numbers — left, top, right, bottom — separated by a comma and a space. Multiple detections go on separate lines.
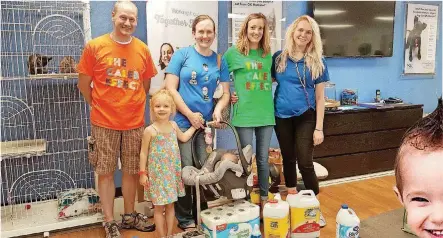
203, 63, 208, 72
105, 57, 141, 90
189, 70, 198, 85
202, 86, 209, 101
244, 61, 271, 91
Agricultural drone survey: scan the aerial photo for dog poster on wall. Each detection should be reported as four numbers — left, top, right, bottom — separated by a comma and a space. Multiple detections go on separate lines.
404, 3, 439, 74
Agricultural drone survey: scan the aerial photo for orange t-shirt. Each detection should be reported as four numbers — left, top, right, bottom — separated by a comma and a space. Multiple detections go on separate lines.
77, 34, 157, 130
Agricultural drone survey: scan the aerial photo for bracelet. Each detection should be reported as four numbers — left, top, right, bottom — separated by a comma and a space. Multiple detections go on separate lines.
138, 171, 147, 176
315, 129, 323, 131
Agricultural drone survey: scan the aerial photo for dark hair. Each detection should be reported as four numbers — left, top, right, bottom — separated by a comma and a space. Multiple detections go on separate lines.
191, 15, 215, 33
395, 97, 443, 195
158, 43, 174, 70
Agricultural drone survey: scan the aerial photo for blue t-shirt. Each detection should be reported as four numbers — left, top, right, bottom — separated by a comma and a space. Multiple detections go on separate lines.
166, 46, 230, 128
272, 51, 330, 118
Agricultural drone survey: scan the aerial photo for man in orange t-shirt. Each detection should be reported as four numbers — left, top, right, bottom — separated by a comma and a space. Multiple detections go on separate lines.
77, 1, 156, 237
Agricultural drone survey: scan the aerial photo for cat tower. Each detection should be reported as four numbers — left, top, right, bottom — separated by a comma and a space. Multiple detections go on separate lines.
0, 1, 103, 237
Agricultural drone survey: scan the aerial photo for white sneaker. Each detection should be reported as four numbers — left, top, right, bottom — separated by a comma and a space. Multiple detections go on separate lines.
320, 212, 327, 228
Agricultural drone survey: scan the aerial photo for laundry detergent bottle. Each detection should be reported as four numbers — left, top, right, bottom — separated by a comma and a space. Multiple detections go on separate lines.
336, 204, 360, 238
286, 190, 320, 237
263, 194, 290, 238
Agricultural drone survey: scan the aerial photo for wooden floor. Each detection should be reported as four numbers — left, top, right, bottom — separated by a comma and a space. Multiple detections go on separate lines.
48, 175, 402, 238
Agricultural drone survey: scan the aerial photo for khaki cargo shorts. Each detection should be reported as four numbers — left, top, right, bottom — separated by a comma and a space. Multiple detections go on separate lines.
88, 124, 144, 175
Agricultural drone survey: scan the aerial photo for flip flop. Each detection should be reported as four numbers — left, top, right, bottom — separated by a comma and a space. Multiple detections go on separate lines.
177, 223, 197, 231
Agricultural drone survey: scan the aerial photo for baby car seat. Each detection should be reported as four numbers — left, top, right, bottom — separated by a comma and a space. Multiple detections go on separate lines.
183, 121, 252, 202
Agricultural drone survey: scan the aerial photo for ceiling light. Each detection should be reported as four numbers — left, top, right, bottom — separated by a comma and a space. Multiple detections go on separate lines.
314, 9, 346, 16
374, 16, 394, 21
319, 24, 354, 29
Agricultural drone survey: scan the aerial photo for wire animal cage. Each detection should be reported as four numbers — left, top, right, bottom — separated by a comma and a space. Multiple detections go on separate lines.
1, 1, 102, 237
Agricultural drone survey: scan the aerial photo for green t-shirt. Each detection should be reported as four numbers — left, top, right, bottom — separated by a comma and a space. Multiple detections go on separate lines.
223, 46, 275, 127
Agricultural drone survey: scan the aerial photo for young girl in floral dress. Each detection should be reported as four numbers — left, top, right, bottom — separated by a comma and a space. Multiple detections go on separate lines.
139, 89, 196, 237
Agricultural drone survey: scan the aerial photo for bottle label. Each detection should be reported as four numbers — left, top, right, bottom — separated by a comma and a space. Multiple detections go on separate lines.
290, 206, 320, 234
264, 215, 290, 238
336, 223, 360, 238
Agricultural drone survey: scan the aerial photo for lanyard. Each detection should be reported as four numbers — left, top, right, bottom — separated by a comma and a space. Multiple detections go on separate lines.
291, 56, 311, 108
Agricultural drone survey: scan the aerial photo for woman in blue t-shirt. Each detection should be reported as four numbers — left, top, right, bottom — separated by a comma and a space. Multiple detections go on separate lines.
165, 15, 230, 231
272, 15, 329, 226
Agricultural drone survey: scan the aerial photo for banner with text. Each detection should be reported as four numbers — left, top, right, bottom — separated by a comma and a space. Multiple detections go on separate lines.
231, 1, 282, 54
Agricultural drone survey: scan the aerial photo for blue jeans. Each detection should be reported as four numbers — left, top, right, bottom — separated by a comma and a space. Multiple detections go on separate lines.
235, 126, 273, 199
175, 128, 209, 226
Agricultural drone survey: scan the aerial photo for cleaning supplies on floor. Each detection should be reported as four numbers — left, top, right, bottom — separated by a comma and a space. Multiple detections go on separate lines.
250, 188, 275, 205
251, 224, 262, 238
263, 194, 290, 238
201, 200, 260, 237
336, 204, 360, 238
286, 190, 320, 237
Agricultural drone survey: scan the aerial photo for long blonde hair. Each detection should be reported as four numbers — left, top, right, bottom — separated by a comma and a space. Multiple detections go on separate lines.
235, 13, 271, 57
149, 89, 176, 123
276, 15, 325, 80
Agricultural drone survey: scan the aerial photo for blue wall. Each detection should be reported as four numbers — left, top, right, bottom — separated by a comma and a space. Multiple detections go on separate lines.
320, 1, 442, 114
90, 1, 442, 114
90, 1, 442, 186
221, 1, 442, 113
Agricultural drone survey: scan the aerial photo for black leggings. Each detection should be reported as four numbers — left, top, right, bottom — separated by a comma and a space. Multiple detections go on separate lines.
274, 109, 319, 195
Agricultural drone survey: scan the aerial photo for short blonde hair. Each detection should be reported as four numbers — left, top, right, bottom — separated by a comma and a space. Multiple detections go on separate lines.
149, 89, 176, 123
235, 13, 271, 57
113, 0, 137, 15
276, 15, 325, 80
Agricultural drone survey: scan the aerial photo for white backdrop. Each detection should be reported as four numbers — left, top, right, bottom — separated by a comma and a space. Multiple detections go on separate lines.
146, 1, 219, 95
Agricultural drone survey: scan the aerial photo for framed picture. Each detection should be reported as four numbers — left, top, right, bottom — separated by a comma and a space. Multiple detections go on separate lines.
403, 3, 439, 75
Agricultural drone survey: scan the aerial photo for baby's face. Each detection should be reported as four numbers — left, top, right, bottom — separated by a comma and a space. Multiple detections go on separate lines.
398, 150, 443, 238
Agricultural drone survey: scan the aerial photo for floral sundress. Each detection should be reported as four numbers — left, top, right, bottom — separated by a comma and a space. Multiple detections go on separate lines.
144, 125, 185, 205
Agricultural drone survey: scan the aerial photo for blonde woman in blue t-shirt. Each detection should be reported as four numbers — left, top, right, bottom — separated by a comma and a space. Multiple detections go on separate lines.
272, 15, 330, 227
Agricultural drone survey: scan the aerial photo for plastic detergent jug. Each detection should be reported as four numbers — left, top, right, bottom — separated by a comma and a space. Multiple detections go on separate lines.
286, 190, 320, 238
263, 194, 290, 238
250, 189, 275, 205
336, 204, 360, 238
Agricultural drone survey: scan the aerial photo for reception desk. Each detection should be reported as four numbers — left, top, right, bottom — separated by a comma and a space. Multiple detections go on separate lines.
314, 104, 423, 180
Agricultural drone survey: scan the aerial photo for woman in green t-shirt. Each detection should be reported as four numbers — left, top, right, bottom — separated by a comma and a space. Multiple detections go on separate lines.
223, 13, 275, 209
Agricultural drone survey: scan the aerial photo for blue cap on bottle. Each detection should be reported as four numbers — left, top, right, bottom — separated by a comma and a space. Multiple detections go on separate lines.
341, 204, 349, 209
